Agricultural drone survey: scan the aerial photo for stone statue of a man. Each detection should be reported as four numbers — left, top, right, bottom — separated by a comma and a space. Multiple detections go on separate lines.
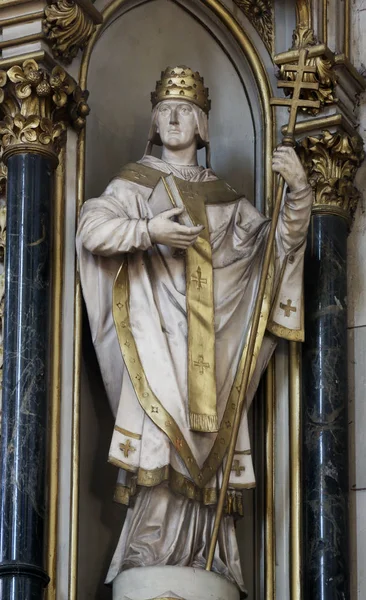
76, 66, 312, 597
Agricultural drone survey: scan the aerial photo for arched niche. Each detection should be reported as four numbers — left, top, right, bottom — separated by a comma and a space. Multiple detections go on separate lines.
76, 0, 279, 597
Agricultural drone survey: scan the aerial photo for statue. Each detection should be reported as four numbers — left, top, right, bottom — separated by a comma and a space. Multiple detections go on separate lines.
76, 66, 313, 599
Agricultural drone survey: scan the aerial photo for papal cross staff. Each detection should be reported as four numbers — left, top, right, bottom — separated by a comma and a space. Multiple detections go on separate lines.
206, 48, 320, 570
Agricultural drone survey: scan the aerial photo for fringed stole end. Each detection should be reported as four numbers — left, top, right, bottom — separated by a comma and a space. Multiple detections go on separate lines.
189, 412, 219, 433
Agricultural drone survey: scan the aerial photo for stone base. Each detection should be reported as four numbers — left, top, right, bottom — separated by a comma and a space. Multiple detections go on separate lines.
113, 566, 242, 600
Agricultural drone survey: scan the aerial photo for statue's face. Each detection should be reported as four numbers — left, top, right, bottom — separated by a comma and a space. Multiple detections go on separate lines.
156, 100, 198, 150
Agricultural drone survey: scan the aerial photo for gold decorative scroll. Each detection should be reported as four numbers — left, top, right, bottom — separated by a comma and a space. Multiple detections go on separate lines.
44, 1, 100, 65
299, 130, 364, 223
233, 0, 274, 55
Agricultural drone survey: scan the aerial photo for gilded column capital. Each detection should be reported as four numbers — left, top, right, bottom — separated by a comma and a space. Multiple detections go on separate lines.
0, 59, 90, 164
299, 130, 364, 224
43, 0, 103, 65
232, 0, 273, 55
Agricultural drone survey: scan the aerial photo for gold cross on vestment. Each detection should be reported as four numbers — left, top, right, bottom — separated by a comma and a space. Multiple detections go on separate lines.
193, 355, 210, 374
191, 266, 207, 290
280, 299, 297, 318
232, 459, 245, 477
119, 439, 136, 458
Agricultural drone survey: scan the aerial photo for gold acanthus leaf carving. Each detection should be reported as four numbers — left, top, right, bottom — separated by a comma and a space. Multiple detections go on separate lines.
233, 0, 273, 55
0, 60, 90, 156
44, 0, 96, 65
299, 131, 365, 222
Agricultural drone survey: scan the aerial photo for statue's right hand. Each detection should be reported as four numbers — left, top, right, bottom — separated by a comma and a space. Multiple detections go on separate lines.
148, 208, 204, 249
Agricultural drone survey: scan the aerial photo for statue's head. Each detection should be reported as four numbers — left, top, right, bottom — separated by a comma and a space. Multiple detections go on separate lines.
146, 66, 211, 164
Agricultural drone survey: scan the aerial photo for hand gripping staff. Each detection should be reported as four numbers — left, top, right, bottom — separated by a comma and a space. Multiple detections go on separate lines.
206, 48, 320, 571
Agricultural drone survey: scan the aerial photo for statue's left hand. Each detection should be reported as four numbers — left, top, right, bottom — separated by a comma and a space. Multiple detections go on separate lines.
272, 146, 308, 193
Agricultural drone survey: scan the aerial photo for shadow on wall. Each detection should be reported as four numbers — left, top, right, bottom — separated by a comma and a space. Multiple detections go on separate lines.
79, 304, 126, 599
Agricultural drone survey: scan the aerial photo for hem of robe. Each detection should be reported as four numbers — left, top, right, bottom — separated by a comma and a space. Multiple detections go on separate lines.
110, 461, 256, 517
105, 482, 247, 594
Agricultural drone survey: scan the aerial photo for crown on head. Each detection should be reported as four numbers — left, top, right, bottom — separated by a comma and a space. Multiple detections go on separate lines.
151, 66, 211, 114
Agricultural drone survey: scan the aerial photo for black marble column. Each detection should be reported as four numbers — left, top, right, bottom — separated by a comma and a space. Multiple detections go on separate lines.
0, 153, 53, 598
302, 214, 349, 600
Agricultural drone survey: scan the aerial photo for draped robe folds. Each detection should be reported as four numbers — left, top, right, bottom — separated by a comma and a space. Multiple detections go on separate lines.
76, 155, 313, 591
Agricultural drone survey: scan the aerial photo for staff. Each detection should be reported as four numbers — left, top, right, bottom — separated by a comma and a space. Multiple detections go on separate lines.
206, 47, 320, 571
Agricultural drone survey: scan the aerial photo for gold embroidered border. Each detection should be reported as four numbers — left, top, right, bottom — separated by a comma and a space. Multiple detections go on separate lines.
112, 251, 274, 488
114, 425, 142, 440
115, 162, 241, 205
113, 465, 250, 516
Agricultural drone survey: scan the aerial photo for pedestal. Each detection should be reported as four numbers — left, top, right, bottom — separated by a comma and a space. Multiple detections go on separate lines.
113, 566, 242, 600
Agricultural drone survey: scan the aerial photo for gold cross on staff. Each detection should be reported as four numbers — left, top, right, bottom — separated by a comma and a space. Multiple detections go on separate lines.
193, 354, 210, 374
231, 459, 245, 477
280, 299, 297, 318
191, 266, 207, 290
270, 48, 321, 145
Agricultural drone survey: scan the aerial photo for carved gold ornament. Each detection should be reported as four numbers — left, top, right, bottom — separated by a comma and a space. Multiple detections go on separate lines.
278, 29, 337, 115
233, 0, 273, 55
299, 130, 364, 222
44, 0, 96, 65
0, 60, 90, 160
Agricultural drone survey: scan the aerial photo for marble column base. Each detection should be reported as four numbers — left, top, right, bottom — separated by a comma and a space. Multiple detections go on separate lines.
113, 566, 241, 600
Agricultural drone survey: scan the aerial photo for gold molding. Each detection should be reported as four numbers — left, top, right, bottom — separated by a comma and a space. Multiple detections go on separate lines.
265, 358, 275, 600
0, 10, 45, 28
232, 0, 274, 55
289, 342, 302, 600
294, 0, 313, 48
0, 32, 45, 51
299, 130, 365, 224
46, 144, 66, 600
69, 127, 85, 600
344, 0, 351, 59
282, 113, 358, 138
44, 0, 102, 65
0, 59, 90, 160
322, 0, 328, 46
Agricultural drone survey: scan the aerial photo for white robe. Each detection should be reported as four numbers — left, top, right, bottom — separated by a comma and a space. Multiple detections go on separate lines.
76, 156, 312, 590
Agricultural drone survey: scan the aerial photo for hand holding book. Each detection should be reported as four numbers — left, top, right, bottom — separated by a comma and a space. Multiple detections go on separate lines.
147, 175, 204, 249
148, 207, 204, 250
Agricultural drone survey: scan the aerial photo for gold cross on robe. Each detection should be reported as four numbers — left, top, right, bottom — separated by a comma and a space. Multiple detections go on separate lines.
191, 266, 207, 290
231, 459, 245, 477
193, 355, 210, 375
280, 299, 297, 318
119, 439, 136, 458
